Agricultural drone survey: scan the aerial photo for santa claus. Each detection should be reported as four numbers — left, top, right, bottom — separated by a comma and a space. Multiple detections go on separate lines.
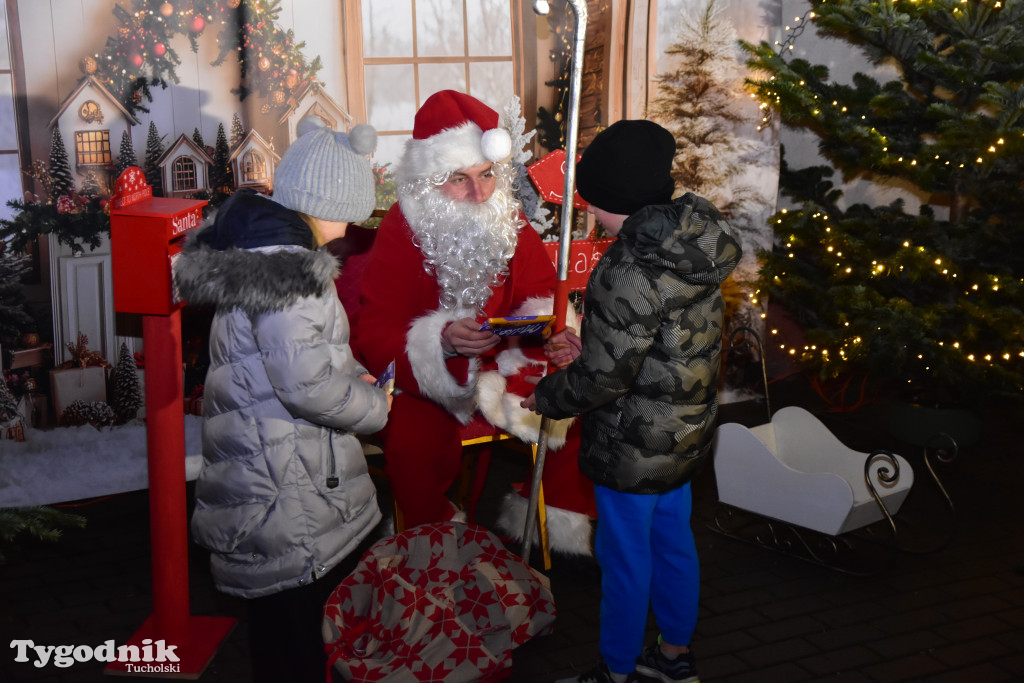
351, 90, 595, 554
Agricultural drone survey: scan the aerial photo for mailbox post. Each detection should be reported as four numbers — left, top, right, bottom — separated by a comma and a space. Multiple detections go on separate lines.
107, 167, 234, 678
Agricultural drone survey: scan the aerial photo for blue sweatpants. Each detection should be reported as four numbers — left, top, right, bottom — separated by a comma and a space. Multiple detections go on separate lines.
594, 483, 700, 675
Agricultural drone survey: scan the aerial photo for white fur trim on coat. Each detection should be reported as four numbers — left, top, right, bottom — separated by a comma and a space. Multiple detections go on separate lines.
476, 371, 573, 449
406, 309, 479, 424
495, 491, 593, 556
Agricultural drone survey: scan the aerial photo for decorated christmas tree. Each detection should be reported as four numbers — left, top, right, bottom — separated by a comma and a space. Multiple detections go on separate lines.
117, 130, 138, 176
743, 0, 1024, 406
143, 121, 164, 196
110, 342, 143, 424
47, 127, 74, 199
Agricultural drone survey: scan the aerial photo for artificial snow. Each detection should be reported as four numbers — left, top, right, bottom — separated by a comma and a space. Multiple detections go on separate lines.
0, 416, 204, 507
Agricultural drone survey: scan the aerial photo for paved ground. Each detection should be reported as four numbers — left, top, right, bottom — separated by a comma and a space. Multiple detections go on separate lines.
2, 374, 1022, 682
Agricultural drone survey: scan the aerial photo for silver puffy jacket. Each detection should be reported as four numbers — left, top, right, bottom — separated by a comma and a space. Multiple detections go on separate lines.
173, 192, 388, 598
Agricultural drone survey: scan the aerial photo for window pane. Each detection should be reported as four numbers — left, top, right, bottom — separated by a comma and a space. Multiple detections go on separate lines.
371, 135, 409, 187
416, 0, 464, 57
467, 0, 511, 56
365, 65, 416, 132
362, 0, 413, 58
0, 3, 9, 71
0, 76, 16, 149
0, 154, 21, 221
419, 63, 466, 103
469, 62, 514, 114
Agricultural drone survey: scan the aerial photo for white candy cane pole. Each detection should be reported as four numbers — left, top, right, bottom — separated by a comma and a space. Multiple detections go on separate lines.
523, 0, 588, 566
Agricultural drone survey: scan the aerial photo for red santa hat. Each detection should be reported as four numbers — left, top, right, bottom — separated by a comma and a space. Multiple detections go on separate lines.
400, 90, 513, 179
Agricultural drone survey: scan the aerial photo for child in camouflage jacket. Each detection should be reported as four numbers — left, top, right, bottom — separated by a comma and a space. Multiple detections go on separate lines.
523, 119, 741, 683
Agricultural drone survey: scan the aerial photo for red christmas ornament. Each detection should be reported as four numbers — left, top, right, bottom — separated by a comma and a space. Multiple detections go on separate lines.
191, 15, 205, 32
154, 43, 166, 57
131, 53, 144, 68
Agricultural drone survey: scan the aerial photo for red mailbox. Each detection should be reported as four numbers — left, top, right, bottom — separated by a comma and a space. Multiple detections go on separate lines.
110, 167, 205, 315
108, 167, 234, 678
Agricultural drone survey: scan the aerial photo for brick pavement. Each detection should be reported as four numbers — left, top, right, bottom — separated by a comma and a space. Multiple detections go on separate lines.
2, 375, 1022, 682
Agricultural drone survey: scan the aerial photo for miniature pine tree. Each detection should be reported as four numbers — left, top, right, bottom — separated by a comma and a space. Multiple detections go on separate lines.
212, 123, 233, 194
230, 113, 244, 147
110, 342, 143, 424
143, 121, 165, 196
743, 0, 1024, 404
48, 127, 75, 199
192, 127, 205, 148
117, 130, 138, 176
0, 246, 34, 348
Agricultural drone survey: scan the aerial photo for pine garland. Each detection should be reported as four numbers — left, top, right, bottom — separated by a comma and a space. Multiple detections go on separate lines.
88, 0, 323, 116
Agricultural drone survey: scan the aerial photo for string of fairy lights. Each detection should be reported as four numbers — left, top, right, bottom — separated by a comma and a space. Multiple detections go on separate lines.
745, 3, 1023, 383
81, 0, 319, 115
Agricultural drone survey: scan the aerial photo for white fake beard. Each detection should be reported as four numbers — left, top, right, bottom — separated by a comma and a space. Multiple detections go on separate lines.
400, 168, 522, 313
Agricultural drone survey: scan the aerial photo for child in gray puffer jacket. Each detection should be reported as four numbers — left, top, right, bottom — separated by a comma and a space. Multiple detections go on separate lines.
173, 117, 389, 682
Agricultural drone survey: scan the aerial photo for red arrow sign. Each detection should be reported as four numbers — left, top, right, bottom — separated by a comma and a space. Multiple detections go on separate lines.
542, 236, 614, 292
527, 149, 588, 209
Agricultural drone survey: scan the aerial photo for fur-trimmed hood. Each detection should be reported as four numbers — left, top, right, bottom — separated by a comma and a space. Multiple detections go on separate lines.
173, 192, 339, 317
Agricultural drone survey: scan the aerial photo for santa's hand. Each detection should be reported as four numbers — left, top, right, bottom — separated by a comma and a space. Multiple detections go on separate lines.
358, 373, 377, 385
544, 327, 581, 368
520, 391, 539, 413
442, 317, 501, 357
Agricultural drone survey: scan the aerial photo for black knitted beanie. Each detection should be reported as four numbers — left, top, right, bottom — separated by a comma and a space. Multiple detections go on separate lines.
575, 119, 677, 216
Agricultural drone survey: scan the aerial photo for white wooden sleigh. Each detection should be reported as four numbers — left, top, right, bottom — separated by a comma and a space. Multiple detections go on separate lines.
710, 328, 958, 575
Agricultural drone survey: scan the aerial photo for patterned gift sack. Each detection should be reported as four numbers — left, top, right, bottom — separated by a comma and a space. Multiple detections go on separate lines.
323, 522, 556, 682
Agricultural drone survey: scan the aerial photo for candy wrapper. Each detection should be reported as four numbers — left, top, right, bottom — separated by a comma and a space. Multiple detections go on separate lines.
480, 315, 555, 338
374, 360, 396, 395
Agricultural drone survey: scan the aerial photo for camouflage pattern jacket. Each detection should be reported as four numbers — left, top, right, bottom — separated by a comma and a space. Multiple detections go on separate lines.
533, 193, 741, 494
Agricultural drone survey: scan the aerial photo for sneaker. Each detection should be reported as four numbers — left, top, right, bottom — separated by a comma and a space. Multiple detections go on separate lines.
634, 642, 699, 683
556, 661, 637, 683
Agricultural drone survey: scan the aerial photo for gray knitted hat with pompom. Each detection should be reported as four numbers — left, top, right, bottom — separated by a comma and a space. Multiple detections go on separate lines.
273, 117, 377, 223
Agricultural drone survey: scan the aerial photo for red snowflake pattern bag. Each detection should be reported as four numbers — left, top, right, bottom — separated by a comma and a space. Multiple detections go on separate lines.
322, 522, 556, 682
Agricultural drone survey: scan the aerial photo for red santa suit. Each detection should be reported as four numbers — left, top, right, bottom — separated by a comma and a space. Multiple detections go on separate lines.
350, 90, 595, 554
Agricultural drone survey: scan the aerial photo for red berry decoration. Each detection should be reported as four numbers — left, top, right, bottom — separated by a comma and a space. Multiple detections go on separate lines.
191, 15, 205, 32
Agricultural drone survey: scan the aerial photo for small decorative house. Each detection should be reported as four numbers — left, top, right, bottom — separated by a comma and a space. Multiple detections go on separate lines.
229, 129, 279, 193
156, 134, 215, 198
278, 82, 353, 145
48, 75, 141, 191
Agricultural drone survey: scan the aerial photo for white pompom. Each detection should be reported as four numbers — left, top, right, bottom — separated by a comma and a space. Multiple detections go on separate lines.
481, 128, 512, 163
296, 116, 327, 138
348, 124, 378, 156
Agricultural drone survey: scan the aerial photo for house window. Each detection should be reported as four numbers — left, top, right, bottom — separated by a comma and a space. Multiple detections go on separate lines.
74, 130, 111, 166
172, 156, 197, 192
242, 150, 266, 183
348, 0, 520, 169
